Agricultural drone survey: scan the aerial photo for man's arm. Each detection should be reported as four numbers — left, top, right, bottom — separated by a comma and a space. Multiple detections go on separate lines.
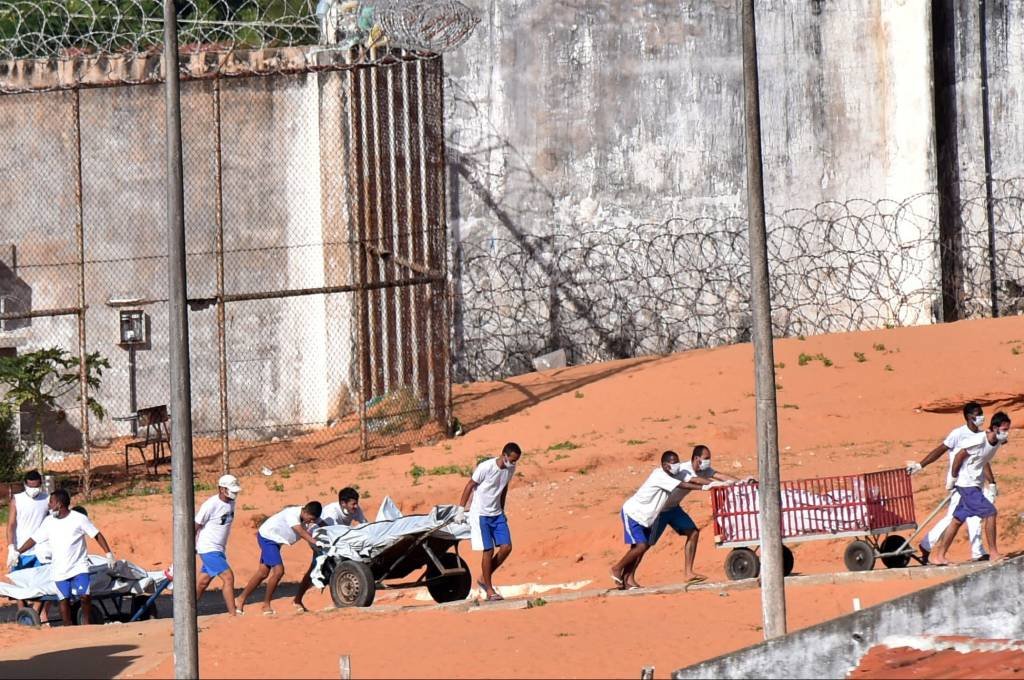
458, 479, 478, 509
499, 479, 512, 511
919, 443, 949, 468
292, 523, 318, 548
6, 497, 16, 548
16, 537, 36, 554
711, 471, 738, 483
950, 450, 970, 479
678, 480, 706, 491
984, 462, 995, 485
94, 531, 112, 554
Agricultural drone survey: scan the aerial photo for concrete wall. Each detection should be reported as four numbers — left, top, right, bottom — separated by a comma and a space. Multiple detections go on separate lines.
444, 0, 1024, 379
673, 556, 1024, 679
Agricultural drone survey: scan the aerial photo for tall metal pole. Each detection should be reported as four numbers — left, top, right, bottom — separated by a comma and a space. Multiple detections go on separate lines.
163, 1, 199, 676
978, 0, 999, 318
740, 0, 787, 640
72, 88, 92, 498
212, 77, 231, 474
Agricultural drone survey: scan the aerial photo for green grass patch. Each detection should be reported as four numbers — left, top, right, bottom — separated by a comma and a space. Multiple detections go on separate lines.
267, 481, 285, 493
553, 453, 570, 461
626, 439, 645, 446
782, 403, 800, 410
774, 362, 786, 369
548, 441, 580, 451
526, 598, 547, 608
798, 352, 833, 367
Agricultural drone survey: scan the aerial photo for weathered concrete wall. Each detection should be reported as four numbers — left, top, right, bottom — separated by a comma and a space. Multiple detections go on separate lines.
673, 556, 1024, 679
444, 0, 1024, 379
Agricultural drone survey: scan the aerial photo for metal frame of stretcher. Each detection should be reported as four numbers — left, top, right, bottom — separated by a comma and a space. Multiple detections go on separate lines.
9, 578, 170, 627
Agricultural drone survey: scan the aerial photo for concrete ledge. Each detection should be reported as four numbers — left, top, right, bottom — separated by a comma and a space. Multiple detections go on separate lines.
672, 555, 1024, 679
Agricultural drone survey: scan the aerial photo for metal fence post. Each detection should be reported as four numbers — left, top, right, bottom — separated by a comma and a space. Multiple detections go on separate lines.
163, 1, 199, 676
740, 0, 788, 640
72, 88, 92, 499
979, 0, 999, 318
212, 76, 231, 474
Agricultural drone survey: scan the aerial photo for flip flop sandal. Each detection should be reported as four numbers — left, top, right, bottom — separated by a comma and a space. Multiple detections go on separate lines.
609, 572, 625, 587
486, 592, 504, 601
685, 576, 708, 585
262, 609, 277, 617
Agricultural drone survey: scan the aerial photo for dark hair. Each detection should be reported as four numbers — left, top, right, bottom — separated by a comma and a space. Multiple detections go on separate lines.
692, 444, 710, 460
963, 401, 982, 418
52, 488, 71, 508
71, 505, 88, 516
338, 487, 359, 503
502, 442, 522, 457
660, 450, 680, 464
24, 470, 42, 483
991, 411, 1011, 429
302, 501, 323, 519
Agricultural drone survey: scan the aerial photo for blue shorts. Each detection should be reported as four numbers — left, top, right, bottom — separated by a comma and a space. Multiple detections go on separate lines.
474, 513, 511, 551
256, 533, 284, 567
621, 509, 652, 545
12, 554, 43, 571
55, 572, 91, 601
199, 551, 231, 577
650, 506, 698, 545
953, 486, 997, 522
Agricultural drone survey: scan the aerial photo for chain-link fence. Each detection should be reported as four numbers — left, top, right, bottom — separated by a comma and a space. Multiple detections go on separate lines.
0, 0, 471, 493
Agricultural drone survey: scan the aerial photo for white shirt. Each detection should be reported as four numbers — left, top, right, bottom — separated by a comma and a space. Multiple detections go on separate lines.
955, 433, 1002, 488
663, 461, 716, 509
13, 490, 50, 556
321, 502, 366, 527
469, 459, 515, 517
258, 506, 306, 545
943, 425, 986, 488
194, 495, 236, 554
622, 468, 681, 527
30, 511, 100, 581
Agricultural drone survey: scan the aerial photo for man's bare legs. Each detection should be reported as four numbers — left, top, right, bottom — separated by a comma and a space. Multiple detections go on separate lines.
682, 528, 707, 581
983, 515, 1004, 562
235, 563, 281, 614
611, 543, 649, 589
292, 563, 315, 611
928, 519, 963, 565
479, 544, 512, 597
198, 568, 237, 616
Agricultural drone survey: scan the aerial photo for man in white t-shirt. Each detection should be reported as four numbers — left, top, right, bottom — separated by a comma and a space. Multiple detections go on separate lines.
235, 501, 321, 615
610, 451, 707, 590
15, 489, 115, 626
456, 442, 521, 601
293, 487, 366, 611
928, 412, 1010, 565
6, 470, 51, 616
650, 445, 747, 584
195, 474, 242, 616
908, 402, 993, 561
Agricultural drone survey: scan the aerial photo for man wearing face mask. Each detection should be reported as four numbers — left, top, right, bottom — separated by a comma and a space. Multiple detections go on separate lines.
610, 450, 707, 590
195, 474, 242, 616
456, 442, 521, 601
649, 445, 745, 584
15, 488, 115, 626
6, 470, 49, 574
909, 402, 992, 562
927, 412, 1011, 566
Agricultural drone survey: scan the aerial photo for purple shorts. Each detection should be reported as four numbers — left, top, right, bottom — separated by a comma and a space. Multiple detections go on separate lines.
952, 486, 997, 522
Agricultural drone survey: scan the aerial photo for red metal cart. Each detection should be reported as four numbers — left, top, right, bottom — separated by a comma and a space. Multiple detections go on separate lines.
710, 468, 925, 580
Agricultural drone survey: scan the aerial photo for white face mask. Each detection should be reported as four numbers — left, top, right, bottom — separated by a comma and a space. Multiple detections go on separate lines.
49, 508, 59, 517
699, 458, 713, 471
226, 490, 238, 500
667, 462, 683, 475
503, 457, 516, 469
24, 486, 42, 499
995, 431, 1009, 443
973, 415, 985, 427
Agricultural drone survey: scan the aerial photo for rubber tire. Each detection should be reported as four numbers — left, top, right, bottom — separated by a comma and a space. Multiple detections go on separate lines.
725, 547, 761, 580
879, 535, 913, 569
75, 603, 106, 626
425, 553, 472, 604
329, 560, 376, 608
131, 595, 159, 620
781, 545, 795, 577
15, 606, 41, 627
844, 540, 876, 572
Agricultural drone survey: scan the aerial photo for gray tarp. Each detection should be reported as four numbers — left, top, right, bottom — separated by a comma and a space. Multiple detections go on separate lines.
0, 555, 161, 601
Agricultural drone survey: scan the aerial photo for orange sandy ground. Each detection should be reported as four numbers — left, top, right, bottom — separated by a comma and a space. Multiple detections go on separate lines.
2, 316, 1023, 678
852, 637, 1024, 679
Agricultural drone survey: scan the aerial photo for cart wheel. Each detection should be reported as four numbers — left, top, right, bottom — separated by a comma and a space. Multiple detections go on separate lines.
75, 603, 106, 626
329, 560, 376, 608
131, 595, 159, 621
725, 548, 761, 580
425, 552, 472, 603
879, 535, 912, 569
782, 545, 795, 577
14, 607, 41, 627
844, 540, 876, 572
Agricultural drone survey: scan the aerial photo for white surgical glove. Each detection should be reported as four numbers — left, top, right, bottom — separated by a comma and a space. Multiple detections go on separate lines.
984, 484, 997, 503
453, 506, 467, 524
701, 481, 728, 491
105, 551, 116, 570
945, 478, 955, 491
905, 462, 923, 476
6, 544, 18, 570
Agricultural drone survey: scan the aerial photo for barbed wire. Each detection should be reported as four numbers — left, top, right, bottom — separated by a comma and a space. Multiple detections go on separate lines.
455, 181, 1024, 381
0, 0, 478, 92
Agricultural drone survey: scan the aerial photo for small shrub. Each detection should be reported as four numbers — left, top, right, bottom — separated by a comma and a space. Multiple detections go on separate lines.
626, 439, 645, 446
774, 362, 786, 369
798, 353, 812, 366
409, 463, 426, 484
553, 453, 569, 461
527, 597, 547, 608
782, 404, 799, 410
575, 391, 584, 399
267, 481, 285, 493
884, 364, 894, 372
873, 343, 886, 352
853, 352, 867, 363
548, 441, 580, 451
797, 334, 806, 341
1012, 346, 1021, 356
